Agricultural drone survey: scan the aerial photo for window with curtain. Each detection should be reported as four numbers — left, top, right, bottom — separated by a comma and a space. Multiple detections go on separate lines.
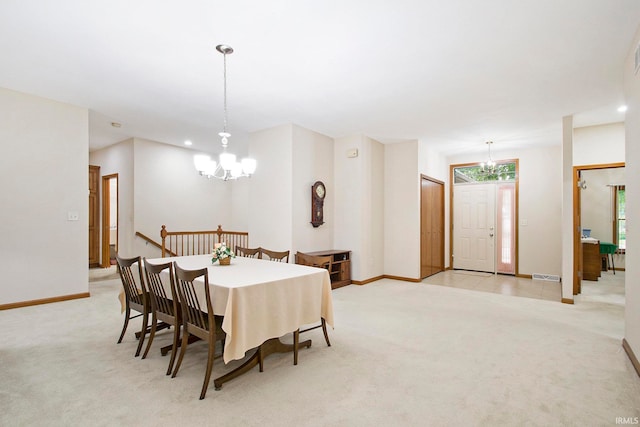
497, 183, 515, 274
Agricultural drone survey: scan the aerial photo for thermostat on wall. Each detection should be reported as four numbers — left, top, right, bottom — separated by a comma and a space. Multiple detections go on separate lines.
346, 148, 358, 158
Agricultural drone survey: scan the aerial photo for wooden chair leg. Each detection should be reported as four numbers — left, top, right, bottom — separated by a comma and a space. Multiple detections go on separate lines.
117, 307, 130, 344
199, 337, 216, 400
141, 312, 158, 359
135, 311, 149, 357
166, 325, 181, 376
321, 318, 331, 347
172, 329, 190, 378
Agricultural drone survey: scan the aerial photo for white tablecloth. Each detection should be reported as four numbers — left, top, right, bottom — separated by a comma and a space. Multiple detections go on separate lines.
146, 255, 334, 363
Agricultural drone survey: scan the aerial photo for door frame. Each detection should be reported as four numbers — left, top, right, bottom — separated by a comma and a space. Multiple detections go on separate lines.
420, 174, 445, 278
449, 160, 520, 275
572, 162, 624, 295
89, 165, 100, 267
101, 174, 118, 268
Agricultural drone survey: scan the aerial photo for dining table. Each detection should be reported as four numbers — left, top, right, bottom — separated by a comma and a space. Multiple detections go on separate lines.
143, 254, 334, 389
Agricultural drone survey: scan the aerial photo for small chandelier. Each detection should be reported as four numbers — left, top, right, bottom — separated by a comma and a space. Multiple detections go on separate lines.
480, 141, 496, 172
194, 44, 257, 180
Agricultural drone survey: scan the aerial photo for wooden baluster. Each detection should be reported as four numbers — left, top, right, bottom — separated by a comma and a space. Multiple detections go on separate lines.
161, 225, 167, 258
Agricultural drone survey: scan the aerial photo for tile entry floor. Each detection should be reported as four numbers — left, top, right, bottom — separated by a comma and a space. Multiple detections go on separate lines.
423, 269, 625, 304
423, 270, 562, 302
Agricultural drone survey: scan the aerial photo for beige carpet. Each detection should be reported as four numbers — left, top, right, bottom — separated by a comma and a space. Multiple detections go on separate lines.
1, 276, 639, 426
89, 265, 119, 282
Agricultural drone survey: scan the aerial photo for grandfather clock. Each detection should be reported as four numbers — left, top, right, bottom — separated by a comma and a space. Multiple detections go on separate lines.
310, 181, 326, 227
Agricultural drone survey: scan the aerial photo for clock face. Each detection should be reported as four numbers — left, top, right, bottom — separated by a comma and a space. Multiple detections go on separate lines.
315, 184, 325, 199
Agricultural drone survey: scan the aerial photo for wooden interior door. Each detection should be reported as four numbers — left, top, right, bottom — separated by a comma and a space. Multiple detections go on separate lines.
88, 165, 100, 267
421, 175, 445, 278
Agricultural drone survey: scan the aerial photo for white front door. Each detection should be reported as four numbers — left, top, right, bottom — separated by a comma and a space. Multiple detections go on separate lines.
453, 183, 496, 272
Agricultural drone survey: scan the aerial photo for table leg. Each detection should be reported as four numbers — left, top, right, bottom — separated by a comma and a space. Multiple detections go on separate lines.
213, 337, 312, 390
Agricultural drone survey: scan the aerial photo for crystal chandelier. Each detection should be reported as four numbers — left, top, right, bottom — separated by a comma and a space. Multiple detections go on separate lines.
480, 141, 496, 173
194, 44, 256, 180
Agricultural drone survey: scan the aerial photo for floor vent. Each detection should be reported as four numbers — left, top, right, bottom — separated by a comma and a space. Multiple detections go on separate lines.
532, 273, 561, 282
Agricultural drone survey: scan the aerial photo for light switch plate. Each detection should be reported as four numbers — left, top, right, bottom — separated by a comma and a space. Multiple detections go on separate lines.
67, 211, 79, 221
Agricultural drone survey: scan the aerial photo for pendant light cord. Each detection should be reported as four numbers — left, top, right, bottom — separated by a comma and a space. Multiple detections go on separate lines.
222, 51, 228, 135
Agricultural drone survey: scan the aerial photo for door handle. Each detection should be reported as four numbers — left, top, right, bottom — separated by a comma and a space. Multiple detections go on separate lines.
489, 233, 494, 237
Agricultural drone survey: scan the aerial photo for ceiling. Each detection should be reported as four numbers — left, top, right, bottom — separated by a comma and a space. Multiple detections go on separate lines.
1, 1, 639, 158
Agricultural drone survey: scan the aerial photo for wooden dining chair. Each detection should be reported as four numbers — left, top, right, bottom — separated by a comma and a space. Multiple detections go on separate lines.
116, 254, 150, 357
293, 251, 332, 348
261, 248, 290, 263
142, 258, 179, 375
236, 246, 262, 258
172, 263, 226, 400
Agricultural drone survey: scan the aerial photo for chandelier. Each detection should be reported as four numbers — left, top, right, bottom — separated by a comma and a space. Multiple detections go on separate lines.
480, 141, 496, 173
194, 44, 257, 180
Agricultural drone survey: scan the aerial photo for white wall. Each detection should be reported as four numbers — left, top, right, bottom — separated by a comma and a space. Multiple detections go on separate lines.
90, 139, 134, 256
292, 125, 334, 254
367, 138, 385, 279
518, 145, 563, 276
561, 116, 574, 300
573, 122, 625, 166
246, 123, 334, 256
230, 178, 250, 231
447, 144, 563, 277
418, 140, 448, 182
0, 87, 88, 304
90, 138, 234, 260
334, 135, 363, 277
384, 141, 420, 279
133, 138, 232, 257
334, 134, 384, 281
623, 24, 640, 366
248, 125, 294, 251
419, 140, 449, 267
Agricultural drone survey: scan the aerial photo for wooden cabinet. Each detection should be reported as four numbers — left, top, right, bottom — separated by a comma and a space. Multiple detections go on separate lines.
306, 250, 351, 289
582, 240, 601, 281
